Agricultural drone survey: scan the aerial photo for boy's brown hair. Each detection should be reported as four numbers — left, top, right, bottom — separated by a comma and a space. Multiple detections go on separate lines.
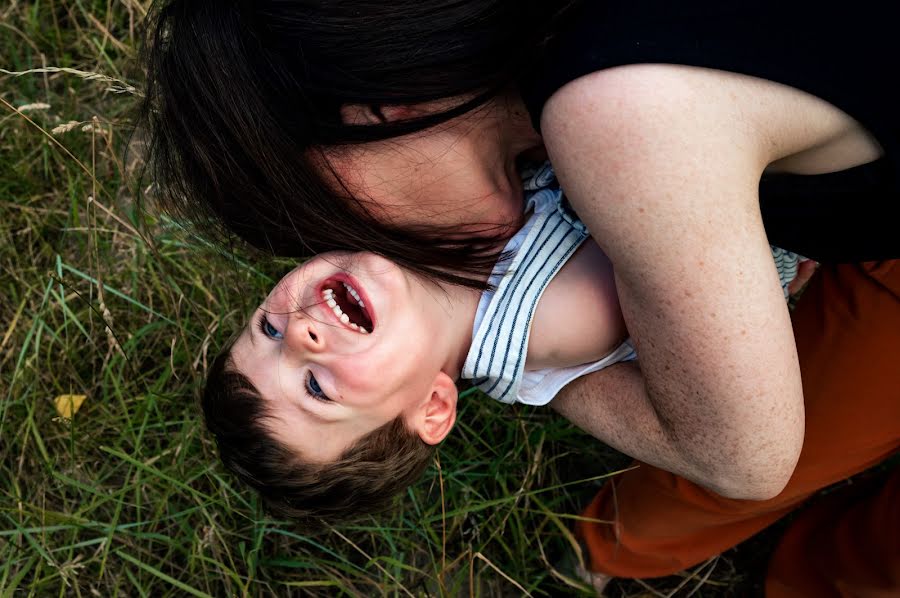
202, 345, 435, 528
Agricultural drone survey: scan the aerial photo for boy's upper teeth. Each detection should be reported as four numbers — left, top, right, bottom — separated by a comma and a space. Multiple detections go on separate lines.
323, 288, 337, 308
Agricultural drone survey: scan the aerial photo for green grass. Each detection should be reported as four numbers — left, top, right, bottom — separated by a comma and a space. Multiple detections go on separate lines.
1, 3, 760, 596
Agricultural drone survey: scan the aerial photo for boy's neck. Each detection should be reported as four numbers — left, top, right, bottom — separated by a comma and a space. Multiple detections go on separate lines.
439, 282, 482, 380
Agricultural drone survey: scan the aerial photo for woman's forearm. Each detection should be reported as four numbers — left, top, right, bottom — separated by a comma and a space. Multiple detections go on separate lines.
551, 362, 791, 500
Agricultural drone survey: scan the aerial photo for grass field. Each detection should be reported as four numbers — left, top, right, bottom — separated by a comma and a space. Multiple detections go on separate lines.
1, 3, 773, 596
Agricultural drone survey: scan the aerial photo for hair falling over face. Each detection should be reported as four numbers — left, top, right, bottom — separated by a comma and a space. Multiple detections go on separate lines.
139, 0, 580, 289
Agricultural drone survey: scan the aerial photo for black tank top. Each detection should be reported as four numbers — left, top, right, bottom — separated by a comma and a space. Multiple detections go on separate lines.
520, 1, 900, 262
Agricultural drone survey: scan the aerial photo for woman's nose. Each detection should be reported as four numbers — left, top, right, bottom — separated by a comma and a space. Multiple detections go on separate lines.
284, 315, 324, 354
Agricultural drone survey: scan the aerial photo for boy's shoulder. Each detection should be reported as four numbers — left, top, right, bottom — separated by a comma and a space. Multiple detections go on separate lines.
462, 164, 594, 405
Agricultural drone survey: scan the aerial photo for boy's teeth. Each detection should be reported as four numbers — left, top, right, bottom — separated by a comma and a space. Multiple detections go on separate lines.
343, 282, 365, 308
320, 286, 370, 334
323, 288, 337, 308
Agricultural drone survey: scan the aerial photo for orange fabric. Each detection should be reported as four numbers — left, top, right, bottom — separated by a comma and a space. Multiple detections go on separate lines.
766, 470, 900, 598
576, 262, 900, 585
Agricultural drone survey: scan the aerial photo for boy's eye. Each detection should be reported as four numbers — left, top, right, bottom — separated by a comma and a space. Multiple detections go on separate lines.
306, 373, 331, 403
259, 316, 284, 340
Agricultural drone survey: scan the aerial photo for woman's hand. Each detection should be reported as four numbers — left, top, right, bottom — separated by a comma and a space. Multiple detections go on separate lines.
788, 259, 818, 298
542, 65, 806, 499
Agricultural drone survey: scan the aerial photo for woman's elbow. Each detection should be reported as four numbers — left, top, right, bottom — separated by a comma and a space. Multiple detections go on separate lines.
711, 473, 791, 501
706, 444, 801, 501
688, 399, 805, 501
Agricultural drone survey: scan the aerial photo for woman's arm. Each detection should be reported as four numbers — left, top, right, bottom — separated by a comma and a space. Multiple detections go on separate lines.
542, 65, 808, 499
549, 361, 718, 483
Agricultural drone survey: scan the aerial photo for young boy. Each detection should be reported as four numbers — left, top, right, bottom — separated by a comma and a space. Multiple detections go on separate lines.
203, 164, 809, 527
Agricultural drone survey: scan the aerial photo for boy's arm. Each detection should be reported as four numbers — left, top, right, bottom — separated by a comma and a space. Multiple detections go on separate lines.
550, 361, 727, 491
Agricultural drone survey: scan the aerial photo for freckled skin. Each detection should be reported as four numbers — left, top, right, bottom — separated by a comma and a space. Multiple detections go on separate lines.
542, 64, 880, 498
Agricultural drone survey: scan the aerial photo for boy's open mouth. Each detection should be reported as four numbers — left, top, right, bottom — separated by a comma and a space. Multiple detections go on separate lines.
319, 277, 374, 334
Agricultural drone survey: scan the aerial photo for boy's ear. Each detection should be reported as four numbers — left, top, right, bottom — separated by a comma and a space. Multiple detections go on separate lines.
414, 372, 458, 446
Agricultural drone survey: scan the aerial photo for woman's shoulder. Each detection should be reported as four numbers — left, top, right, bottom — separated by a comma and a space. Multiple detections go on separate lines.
540, 63, 881, 178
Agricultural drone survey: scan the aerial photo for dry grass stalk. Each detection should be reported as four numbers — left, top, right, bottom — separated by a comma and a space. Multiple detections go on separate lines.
1, 67, 141, 96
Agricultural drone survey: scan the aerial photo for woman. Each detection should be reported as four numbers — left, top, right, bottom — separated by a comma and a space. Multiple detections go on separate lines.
142, 0, 900, 593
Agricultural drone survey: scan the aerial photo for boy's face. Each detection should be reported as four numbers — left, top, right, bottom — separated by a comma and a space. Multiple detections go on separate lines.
230, 252, 463, 463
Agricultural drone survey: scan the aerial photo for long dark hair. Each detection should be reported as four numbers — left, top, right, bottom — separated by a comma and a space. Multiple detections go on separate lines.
140, 0, 573, 288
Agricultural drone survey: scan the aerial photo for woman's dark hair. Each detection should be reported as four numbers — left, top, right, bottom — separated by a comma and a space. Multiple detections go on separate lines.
140, 0, 574, 288
202, 345, 435, 528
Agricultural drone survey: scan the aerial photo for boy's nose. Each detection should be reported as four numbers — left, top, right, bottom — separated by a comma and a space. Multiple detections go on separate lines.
284, 315, 324, 354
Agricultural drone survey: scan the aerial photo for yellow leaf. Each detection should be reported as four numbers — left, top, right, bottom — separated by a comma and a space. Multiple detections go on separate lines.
54, 395, 87, 419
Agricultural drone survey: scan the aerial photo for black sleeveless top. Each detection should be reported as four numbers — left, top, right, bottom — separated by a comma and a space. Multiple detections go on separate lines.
520, 1, 900, 262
